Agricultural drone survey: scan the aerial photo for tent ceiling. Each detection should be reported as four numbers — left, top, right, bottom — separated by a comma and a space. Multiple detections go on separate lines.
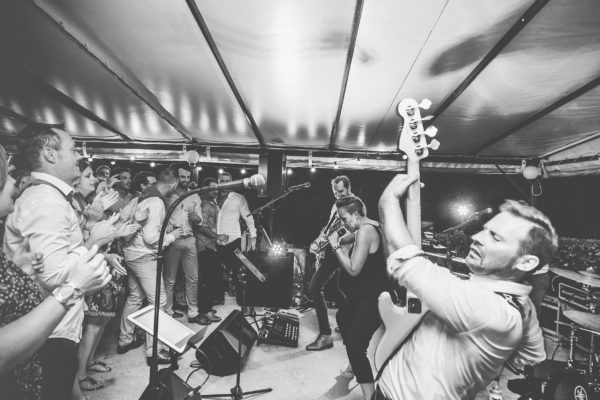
1, 0, 600, 173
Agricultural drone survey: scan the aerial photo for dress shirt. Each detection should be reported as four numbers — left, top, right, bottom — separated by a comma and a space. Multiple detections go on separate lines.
378, 251, 545, 400
166, 190, 202, 236
196, 198, 219, 252
4, 172, 88, 342
217, 192, 256, 244
123, 188, 175, 261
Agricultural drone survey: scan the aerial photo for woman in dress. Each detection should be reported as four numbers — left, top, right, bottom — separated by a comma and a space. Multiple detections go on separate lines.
0, 146, 111, 400
72, 161, 140, 397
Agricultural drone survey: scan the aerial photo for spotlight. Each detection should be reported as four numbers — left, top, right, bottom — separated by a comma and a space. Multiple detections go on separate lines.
402, 154, 408, 160
334, 162, 339, 169
130, 156, 135, 161
269, 241, 287, 256
150, 162, 156, 168
218, 168, 224, 174
310, 167, 316, 173
287, 168, 292, 175
110, 160, 116, 165
196, 166, 202, 171
88, 157, 93, 162
241, 168, 246, 175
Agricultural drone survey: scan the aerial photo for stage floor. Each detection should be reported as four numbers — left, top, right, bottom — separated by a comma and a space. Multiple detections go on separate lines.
86, 295, 563, 400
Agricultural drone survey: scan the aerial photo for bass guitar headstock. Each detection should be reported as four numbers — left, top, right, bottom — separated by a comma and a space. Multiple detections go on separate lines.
397, 98, 439, 161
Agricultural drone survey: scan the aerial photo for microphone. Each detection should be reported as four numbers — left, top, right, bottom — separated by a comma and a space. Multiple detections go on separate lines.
287, 181, 311, 191
471, 207, 493, 218
216, 174, 265, 190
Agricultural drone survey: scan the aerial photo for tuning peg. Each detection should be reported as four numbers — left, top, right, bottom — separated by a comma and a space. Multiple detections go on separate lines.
428, 139, 440, 151
419, 99, 432, 110
424, 126, 438, 137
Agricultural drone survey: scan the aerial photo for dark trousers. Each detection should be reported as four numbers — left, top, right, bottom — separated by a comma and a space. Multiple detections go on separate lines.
38, 338, 78, 400
198, 248, 222, 311
308, 250, 346, 335
336, 294, 381, 384
217, 239, 242, 295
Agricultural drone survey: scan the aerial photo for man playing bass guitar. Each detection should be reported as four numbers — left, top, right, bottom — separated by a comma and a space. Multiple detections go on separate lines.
375, 173, 554, 400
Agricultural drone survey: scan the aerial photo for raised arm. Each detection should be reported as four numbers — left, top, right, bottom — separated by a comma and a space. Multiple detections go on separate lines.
378, 174, 419, 257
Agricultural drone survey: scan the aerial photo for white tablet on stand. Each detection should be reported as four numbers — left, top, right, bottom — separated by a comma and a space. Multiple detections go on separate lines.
128, 305, 196, 354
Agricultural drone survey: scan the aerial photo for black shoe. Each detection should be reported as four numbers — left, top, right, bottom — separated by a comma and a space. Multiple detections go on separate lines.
117, 337, 145, 354
306, 334, 333, 351
173, 302, 188, 312
146, 352, 170, 366
207, 313, 222, 323
172, 311, 184, 318
188, 315, 211, 325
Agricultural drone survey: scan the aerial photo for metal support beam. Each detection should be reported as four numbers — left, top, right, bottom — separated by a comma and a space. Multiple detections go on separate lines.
185, 0, 265, 147
329, 0, 364, 150
541, 130, 600, 159
475, 74, 600, 155
429, 0, 549, 124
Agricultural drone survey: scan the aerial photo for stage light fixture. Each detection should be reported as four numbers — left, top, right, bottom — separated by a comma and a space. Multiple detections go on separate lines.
130, 156, 135, 161
311, 167, 316, 173
241, 168, 246, 175
287, 168, 292, 175
334, 162, 339, 169
110, 160, 116, 165
150, 162, 156, 168
218, 168, 224, 174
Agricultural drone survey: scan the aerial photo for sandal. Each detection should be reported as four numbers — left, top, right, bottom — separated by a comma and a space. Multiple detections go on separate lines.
79, 376, 104, 391
87, 360, 112, 373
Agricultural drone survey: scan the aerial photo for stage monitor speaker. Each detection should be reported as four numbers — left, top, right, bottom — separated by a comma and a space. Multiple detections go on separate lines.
195, 310, 257, 376
237, 252, 294, 309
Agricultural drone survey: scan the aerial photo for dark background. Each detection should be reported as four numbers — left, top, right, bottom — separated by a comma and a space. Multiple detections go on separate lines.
98, 160, 600, 247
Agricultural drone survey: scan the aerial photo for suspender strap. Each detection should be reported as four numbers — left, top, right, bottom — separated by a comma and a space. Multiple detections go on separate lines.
375, 310, 429, 381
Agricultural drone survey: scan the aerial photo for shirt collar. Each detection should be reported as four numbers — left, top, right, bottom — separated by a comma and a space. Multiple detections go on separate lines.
142, 185, 166, 203
470, 274, 532, 296
30, 172, 74, 196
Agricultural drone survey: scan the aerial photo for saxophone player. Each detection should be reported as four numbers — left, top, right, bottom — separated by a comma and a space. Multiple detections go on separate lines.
306, 175, 356, 351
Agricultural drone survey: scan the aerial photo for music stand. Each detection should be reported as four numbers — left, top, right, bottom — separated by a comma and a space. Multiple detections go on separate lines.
202, 251, 272, 400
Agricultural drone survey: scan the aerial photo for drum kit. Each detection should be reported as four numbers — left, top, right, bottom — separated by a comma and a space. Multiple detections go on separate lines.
509, 267, 600, 400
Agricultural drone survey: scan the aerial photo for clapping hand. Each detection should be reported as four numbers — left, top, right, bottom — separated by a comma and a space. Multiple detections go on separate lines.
67, 245, 111, 294
188, 211, 202, 224
104, 253, 126, 276
134, 207, 149, 223
12, 240, 44, 277
87, 213, 120, 248
114, 221, 141, 239
119, 197, 139, 223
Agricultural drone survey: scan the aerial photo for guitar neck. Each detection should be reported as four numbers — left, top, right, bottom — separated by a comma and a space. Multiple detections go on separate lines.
405, 159, 422, 250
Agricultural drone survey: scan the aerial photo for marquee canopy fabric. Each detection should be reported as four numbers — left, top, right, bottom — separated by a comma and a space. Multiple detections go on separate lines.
1, 0, 599, 175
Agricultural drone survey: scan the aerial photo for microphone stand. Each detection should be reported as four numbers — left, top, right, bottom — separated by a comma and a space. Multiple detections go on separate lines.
140, 182, 260, 400
246, 188, 297, 252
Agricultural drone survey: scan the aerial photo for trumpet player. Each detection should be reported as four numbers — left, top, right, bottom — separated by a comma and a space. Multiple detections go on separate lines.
306, 175, 356, 351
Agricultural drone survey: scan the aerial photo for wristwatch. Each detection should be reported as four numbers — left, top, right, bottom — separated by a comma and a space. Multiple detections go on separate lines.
52, 282, 84, 308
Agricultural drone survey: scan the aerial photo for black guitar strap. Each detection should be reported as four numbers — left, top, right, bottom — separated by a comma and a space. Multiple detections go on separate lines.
375, 310, 429, 381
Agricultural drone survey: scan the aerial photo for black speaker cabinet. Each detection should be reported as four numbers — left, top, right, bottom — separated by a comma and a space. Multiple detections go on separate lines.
196, 310, 257, 376
236, 252, 294, 309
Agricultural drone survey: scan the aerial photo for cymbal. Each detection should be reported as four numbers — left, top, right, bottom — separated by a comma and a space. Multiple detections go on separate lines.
563, 309, 600, 332
549, 267, 600, 288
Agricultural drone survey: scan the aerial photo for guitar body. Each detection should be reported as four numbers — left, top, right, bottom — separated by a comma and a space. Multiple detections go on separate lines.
374, 292, 430, 370
373, 98, 439, 372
